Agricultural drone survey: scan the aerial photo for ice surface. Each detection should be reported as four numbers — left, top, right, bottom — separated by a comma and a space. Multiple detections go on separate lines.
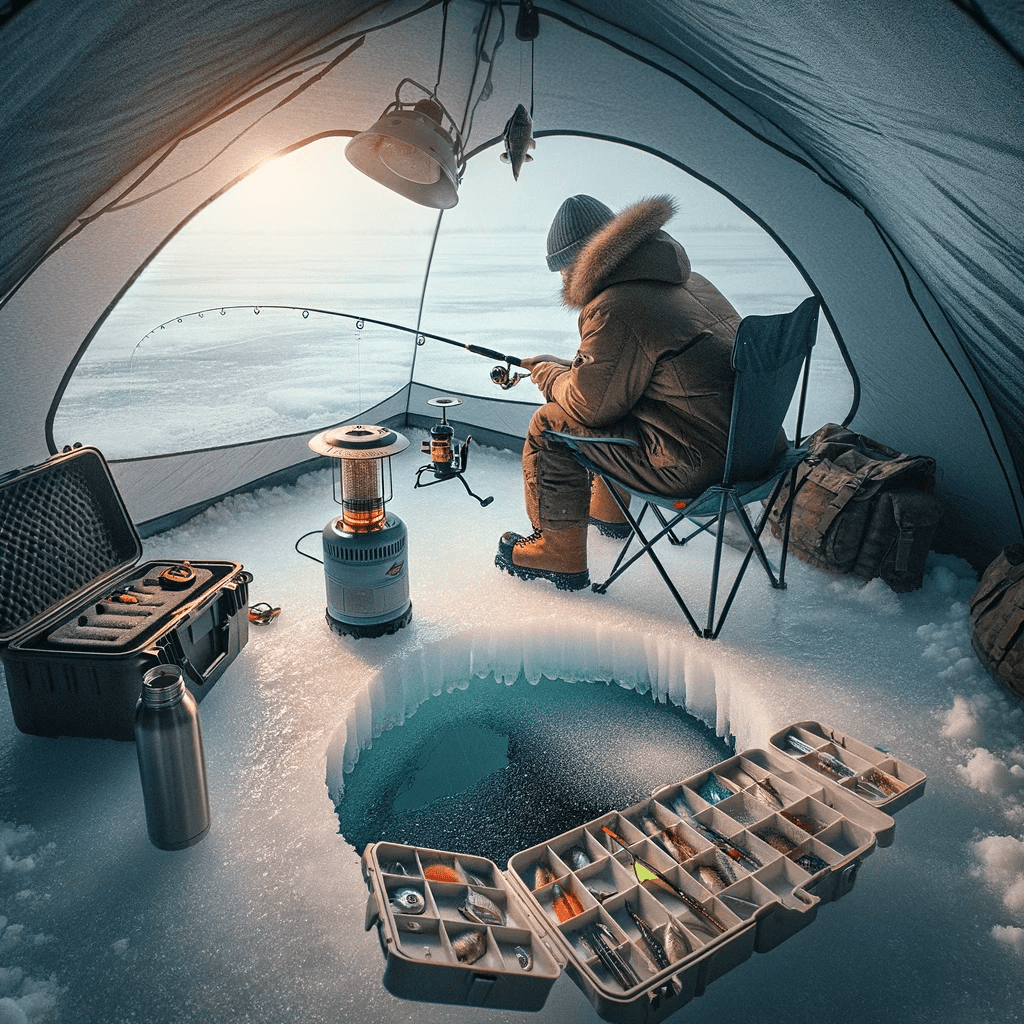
1, 437, 1023, 1023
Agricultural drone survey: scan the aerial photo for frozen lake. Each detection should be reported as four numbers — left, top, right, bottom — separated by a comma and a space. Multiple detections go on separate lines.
54, 226, 852, 458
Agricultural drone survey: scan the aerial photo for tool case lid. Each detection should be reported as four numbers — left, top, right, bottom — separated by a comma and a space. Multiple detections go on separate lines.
0, 445, 142, 647
362, 721, 925, 1022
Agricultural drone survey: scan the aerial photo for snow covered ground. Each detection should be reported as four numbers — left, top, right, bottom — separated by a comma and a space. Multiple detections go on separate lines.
2, 436, 1023, 1024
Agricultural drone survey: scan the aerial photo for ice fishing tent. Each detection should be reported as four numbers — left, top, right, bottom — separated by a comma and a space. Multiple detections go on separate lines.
2, 0, 1022, 567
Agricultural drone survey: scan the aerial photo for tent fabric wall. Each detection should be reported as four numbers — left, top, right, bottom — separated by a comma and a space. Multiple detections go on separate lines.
1, 0, 1021, 565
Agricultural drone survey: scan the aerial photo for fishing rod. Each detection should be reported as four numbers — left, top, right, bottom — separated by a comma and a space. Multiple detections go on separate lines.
134, 304, 531, 390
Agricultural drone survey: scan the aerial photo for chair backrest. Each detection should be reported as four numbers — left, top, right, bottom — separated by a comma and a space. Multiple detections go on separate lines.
722, 296, 820, 483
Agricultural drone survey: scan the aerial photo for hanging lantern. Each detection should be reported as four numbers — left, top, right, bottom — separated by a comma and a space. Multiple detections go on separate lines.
308, 425, 412, 638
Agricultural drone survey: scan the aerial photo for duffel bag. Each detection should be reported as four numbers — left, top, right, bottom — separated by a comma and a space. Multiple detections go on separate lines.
969, 543, 1024, 700
769, 422, 943, 592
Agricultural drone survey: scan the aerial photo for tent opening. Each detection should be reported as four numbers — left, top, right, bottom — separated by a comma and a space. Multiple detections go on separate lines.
53, 136, 853, 461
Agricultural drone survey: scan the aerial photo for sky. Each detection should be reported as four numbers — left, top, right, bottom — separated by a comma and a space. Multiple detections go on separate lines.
185, 134, 759, 242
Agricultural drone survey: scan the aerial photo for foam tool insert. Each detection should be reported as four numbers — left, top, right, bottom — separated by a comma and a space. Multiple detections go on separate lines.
46, 562, 214, 649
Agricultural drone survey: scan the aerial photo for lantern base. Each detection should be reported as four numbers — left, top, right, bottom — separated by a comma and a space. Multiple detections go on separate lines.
322, 513, 412, 640
325, 603, 412, 639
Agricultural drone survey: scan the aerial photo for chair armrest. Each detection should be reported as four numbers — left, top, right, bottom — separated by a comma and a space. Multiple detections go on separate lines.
542, 429, 640, 455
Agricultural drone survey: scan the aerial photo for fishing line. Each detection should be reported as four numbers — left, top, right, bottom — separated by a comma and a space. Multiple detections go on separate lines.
408, 209, 447, 416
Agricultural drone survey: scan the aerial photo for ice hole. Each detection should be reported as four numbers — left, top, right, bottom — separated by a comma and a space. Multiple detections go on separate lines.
334, 674, 731, 865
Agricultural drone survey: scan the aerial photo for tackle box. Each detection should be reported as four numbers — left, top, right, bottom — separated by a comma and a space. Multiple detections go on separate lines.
362, 721, 925, 1022
0, 445, 251, 741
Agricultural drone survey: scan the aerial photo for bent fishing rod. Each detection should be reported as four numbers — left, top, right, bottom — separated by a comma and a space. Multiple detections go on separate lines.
134, 304, 531, 390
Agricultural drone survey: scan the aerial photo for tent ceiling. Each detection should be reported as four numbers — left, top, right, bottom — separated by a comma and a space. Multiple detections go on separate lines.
1, 0, 1022, 563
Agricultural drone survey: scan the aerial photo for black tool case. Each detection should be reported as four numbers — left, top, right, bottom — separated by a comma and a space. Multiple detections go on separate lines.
0, 445, 251, 740
362, 721, 925, 1022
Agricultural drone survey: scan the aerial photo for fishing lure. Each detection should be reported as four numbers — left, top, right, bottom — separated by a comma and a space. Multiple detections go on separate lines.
389, 888, 426, 915
696, 774, 736, 805
532, 863, 557, 891
424, 862, 463, 884
753, 777, 785, 810
549, 882, 584, 923
796, 851, 829, 874
756, 828, 799, 856
514, 945, 533, 971
578, 922, 640, 991
696, 862, 732, 894
691, 819, 762, 869
786, 734, 856, 779
565, 846, 591, 871
859, 767, 905, 798
624, 900, 671, 971
458, 887, 505, 927
601, 826, 726, 934
452, 929, 487, 965
640, 813, 698, 864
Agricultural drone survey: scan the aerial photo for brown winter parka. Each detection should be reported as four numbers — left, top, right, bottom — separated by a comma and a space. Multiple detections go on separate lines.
529, 195, 746, 494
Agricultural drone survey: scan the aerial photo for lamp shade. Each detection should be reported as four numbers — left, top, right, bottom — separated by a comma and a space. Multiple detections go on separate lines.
345, 102, 461, 209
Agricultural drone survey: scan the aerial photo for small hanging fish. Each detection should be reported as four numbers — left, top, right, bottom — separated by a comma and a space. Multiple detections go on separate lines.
389, 887, 426, 915
459, 887, 505, 927
500, 103, 535, 180
452, 929, 487, 965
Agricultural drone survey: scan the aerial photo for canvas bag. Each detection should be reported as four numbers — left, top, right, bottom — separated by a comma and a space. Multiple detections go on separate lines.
768, 422, 942, 592
969, 543, 1024, 700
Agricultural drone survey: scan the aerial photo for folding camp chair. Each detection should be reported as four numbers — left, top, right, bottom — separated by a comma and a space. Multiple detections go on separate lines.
544, 296, 820, 639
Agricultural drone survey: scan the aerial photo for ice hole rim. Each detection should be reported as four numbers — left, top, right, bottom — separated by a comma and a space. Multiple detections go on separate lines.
322, 621, 776, 813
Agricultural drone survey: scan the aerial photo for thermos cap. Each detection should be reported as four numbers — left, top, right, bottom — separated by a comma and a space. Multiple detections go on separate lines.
141, 664, 186, 708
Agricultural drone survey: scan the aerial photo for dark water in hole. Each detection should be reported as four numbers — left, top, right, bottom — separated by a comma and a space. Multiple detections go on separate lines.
335, 674, 731, 865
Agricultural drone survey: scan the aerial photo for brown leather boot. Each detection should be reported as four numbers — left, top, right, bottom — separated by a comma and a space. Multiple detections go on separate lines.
589, 477, 631, 539
495, 527, 589, 590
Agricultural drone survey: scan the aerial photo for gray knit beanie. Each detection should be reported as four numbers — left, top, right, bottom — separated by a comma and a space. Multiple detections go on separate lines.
546, 195, 614, 271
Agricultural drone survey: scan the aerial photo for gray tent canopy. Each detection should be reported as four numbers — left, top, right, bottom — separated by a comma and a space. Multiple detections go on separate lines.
2, 0, 1022, 566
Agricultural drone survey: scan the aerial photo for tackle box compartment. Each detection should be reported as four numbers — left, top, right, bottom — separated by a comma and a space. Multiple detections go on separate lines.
0, 445, 251, 740
362, 722, 924, 1022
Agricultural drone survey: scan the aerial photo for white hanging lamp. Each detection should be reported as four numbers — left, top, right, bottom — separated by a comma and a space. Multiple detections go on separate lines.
345, 80, 465, 209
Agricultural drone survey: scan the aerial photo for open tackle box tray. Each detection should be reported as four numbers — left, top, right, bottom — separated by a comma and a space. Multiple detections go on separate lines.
0, 445, 251, 740
362, 721, 925, 1022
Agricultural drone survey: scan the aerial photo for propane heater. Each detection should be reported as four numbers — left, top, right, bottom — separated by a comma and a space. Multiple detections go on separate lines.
307, 424, 412, 638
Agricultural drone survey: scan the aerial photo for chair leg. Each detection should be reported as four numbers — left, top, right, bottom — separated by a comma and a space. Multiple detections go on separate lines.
704, 491, 731, 637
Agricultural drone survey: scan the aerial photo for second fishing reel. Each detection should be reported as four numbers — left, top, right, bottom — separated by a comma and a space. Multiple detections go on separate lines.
414, 397, 493, 507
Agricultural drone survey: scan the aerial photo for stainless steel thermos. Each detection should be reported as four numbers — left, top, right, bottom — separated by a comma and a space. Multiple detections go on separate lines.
135, 664, 211, 850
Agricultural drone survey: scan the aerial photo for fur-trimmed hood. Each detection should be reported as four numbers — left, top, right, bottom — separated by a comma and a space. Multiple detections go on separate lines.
560, 195, 690, 309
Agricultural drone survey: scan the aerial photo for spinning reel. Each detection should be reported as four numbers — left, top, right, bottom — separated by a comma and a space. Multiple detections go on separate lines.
489, 362, 529, 390
414, 397, 493, 506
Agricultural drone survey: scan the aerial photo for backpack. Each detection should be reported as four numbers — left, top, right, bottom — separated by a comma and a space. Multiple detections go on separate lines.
969, 543, 1024, 700
768, 423, 943, 592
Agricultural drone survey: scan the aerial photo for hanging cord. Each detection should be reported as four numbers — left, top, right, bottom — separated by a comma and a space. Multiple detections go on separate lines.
434, 0, 451, 95
460, 1, 506, 150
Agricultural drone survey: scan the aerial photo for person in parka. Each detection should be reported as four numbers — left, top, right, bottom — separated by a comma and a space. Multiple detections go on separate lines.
496, 193, 783, 590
